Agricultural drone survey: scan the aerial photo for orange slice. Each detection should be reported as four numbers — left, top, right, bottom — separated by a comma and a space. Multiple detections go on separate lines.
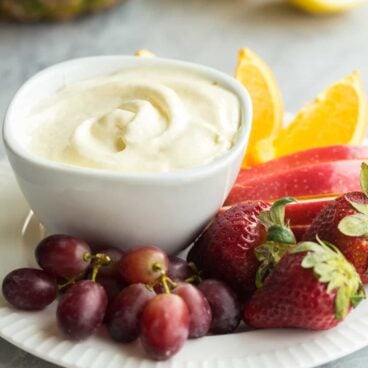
235, 48, 284, 167
253, 71, 368, 164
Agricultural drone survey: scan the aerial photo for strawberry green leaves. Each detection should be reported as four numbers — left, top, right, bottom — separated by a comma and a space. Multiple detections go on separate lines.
360, 162, 368, 197
347, 199, 368, 215
266, 226, 296, 244
255, 242, 290, 288
259, 197, 297, 244
259, 197, 296, 227
292, 239, 365, 320
256, 197, 297, 288
338, 162, 368, 237
339, 214, 368, 237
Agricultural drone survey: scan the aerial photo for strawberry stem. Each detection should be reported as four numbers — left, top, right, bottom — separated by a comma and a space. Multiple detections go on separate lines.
255, 197, 298, 288
259, 197, 297, 244
255, 242, 292, 288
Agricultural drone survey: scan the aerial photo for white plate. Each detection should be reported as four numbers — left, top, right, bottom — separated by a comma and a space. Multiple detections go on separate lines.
1, 158, 368, 368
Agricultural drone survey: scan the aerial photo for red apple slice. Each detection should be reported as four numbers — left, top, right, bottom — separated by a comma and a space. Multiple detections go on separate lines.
225, 160, 363, 205
291, 225, 310, 242
237, 145, 368, 184
285, 198, 333, 226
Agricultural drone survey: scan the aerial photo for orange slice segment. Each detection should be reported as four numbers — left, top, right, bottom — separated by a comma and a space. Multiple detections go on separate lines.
253, 71, 368, 163
235, 48, 284, 167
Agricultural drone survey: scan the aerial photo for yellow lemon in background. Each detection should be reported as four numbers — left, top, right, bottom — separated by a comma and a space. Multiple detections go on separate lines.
134, 49, 156, 57
289, 0, 367, 14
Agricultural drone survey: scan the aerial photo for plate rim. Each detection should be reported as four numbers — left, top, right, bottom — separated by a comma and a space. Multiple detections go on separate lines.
1, 157, 368, 368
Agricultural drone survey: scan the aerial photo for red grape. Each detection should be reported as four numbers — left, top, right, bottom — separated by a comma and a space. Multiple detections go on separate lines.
36, 235, 91, 279
96, 275, 124, 303
119, 246, 168, 285
173, 283, 212, 338
95, 246, 125, 279
140, 294, 189, 360
198, 279, 241, 334
106, 284, 155, 342
167, 256, 194, 282
57, 280, 107, 340
2, 268, 57, 310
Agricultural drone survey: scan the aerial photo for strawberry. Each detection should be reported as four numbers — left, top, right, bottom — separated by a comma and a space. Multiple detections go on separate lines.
244, 240, 365, 330
187, 198, 296, 294
303, 162, 368, 283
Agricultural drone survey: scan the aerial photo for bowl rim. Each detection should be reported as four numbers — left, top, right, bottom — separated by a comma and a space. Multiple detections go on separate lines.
3, 55, 252, 183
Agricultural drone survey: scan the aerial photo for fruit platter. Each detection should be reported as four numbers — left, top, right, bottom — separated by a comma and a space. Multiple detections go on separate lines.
1, 49, 368, 368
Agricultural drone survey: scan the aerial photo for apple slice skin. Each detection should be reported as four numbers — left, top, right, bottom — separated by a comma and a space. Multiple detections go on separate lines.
225, 160, 362, 205
285, 199, 333, 226
238, 145, 368, 184
290, 225, 310, 242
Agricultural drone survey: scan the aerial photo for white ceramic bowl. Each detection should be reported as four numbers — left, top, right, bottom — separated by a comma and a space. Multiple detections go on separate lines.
3, 56, 252, 254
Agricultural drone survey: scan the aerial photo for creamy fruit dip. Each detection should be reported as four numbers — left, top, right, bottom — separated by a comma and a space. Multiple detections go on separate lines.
24, 66, 240, 173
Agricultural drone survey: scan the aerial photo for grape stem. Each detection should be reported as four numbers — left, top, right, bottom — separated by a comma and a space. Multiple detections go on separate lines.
152, 262, 162, 273
89, 253, 112, 282
58, 277, 77, 290
185, 274, 202, 284
83, 252, 92, 262
148, 262, 177, 294
160, 273, 173, 294
185, 262, 202, 284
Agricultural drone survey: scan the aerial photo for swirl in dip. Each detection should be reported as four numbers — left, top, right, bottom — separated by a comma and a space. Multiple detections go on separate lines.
24, 66, 240, 173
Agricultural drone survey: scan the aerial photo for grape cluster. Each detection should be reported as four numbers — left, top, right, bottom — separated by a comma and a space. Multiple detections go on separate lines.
1, 235, 242, 361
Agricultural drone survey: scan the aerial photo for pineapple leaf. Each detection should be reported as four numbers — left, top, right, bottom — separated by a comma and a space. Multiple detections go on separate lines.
24, 0, 44, 15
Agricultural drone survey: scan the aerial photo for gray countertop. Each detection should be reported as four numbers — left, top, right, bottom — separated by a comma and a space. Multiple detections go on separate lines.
1, 0, 368, 366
